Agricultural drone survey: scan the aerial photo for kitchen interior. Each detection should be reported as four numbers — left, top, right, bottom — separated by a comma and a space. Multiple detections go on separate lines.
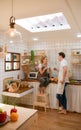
0, 0, 81, 130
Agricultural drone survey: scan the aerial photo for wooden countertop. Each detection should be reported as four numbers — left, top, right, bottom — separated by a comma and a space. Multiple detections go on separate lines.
22, 79, 81, 86
0, 103, 38, 130
3, 86, 34, 94
22, 78, 58, 84
2, 87, 34, 98
22, 78, 39, 82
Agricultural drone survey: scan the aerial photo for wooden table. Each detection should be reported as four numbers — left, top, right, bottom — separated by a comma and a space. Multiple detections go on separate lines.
0, 103, 38, 130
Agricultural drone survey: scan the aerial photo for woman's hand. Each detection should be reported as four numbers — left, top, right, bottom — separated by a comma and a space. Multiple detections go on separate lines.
54, 67, 58, 71
44, 67, 48, 71
47, 67, 50, 72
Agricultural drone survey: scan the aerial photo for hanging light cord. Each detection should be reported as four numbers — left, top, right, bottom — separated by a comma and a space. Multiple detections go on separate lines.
12, 0, 13, 16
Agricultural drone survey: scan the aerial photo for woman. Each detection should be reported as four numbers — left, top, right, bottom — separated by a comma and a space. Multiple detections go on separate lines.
38, 55, 51, 94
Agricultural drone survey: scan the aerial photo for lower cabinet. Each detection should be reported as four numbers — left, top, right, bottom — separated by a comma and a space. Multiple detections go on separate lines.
20, 82, 81, 113
20, 82, 58, 109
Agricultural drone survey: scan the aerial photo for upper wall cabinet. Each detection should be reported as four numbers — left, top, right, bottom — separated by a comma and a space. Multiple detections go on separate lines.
5, 52, 20, 71
71, 49, 81, 65
22, 50, 45, 65
21, 50, 45, 74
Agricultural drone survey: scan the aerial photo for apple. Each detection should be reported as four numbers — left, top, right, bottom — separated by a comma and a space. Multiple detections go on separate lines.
10, 106, 17, 114
0, 111, 7, 123
10, 112, 18, 122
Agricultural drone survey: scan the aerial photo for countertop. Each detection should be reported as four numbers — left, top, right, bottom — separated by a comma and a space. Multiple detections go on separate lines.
3, 86, 34, 94
2, 87, 34, 98
22, 78, 81, 85
22, 78, 58, 84
0, 103, 38, 130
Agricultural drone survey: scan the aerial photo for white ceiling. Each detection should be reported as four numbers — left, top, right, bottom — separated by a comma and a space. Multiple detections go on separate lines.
0, 0, 81, 43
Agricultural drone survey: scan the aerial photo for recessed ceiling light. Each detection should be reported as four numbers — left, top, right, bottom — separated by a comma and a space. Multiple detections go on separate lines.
16, 12, 71, 33
77, 33, 81, 38
33, 38, 38, 41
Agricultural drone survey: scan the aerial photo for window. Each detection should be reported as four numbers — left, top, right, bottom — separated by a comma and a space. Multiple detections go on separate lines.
5, 52, 20, 71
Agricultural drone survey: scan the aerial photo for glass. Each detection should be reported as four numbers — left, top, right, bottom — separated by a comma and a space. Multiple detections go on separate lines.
6, 63, 12, 70
13, 62, 20, 70
13, 54, 20, 61
6, 53, 11, 61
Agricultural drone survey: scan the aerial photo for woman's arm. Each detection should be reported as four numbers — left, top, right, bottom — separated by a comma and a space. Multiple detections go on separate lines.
39, 67, 47, 75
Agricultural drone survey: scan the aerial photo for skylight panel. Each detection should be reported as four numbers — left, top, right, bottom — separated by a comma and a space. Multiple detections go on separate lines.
16, 12, 71, 33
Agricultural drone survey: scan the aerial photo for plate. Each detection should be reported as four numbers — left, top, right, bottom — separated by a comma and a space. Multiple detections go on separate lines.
0, 115, 10, 126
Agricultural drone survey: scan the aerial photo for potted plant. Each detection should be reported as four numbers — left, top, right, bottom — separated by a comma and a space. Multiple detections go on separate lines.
30, 50, 35, 65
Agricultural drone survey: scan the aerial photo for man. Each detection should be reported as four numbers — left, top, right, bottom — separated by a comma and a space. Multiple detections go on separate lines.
54, 52, 69, 114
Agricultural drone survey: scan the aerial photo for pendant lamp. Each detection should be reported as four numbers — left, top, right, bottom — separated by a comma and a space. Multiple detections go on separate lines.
5, 0, 22, 44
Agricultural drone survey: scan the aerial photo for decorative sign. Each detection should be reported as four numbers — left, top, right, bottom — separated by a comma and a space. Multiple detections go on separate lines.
0, 45, 7, 58
0, 47, 3, 52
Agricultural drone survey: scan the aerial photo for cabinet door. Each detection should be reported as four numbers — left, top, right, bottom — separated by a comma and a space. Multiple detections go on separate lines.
13, 54, 20, 61
6, 62, 12, 70
5, 52, 20, 71
13, 62, 20, 70
6, 53, 12, 61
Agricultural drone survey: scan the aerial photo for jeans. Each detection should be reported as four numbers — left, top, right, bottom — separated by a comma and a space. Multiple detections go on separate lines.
56, 83, 68, 110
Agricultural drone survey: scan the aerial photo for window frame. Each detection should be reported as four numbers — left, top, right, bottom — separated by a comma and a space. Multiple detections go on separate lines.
5, 52, 21, 72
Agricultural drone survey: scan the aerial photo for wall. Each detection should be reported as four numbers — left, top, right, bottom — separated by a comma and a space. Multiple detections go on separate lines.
27, 41, 81, 80
0, 40, 28, 102
19, 40, 81, 106
0, 39, 81, 105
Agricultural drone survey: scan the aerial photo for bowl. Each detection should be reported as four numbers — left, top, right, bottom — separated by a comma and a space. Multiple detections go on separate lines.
0, 111, 7, 123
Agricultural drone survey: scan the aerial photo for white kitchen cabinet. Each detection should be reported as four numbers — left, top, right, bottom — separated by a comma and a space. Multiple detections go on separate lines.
20, 81, 81, 113
49, 83, 58, 109
28, 82, 39, 102
27, 82, 58, 109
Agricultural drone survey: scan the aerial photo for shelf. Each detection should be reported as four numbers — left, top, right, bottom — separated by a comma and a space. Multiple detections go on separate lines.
22, 55, 31, 57
21, 64, 30, 66
71, 49, 81, 66
72, 63, 81, 65
71, 54, 81, 56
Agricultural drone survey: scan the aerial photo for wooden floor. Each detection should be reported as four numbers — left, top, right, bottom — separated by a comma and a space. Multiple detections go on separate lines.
26, 107, 81, 130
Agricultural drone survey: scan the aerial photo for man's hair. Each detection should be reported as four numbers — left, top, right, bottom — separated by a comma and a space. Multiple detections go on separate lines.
58, 52, 65, 58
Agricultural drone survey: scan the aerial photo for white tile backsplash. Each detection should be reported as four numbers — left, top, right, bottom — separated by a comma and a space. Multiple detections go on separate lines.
0, 40, 81, 104
27, 41, 81, 80
0, 42, 28, 102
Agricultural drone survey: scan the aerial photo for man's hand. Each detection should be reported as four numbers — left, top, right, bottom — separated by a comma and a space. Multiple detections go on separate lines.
60, 80, 65, 84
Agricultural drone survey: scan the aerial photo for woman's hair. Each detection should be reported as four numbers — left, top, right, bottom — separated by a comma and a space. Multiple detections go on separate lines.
41, 55, 47, 63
